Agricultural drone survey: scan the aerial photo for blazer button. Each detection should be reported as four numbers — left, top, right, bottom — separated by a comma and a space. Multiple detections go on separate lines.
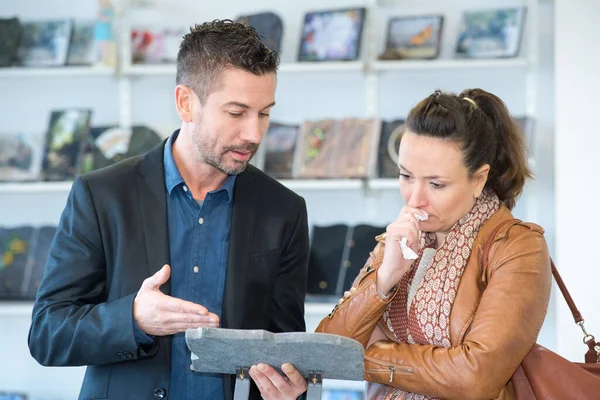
123, 351, 133, 359
154, 388, 166, 399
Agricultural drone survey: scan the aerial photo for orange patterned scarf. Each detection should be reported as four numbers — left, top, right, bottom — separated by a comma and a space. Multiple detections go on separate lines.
375, 190, 500, 400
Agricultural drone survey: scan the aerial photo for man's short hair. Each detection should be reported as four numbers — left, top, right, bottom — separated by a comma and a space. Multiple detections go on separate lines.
176, 19, 280, 104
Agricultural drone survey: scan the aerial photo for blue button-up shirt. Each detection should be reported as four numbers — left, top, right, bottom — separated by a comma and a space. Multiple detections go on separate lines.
164, 130, 235, 399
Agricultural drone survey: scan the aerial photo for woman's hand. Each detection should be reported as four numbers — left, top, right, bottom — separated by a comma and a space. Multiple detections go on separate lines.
376, 206, 427, 294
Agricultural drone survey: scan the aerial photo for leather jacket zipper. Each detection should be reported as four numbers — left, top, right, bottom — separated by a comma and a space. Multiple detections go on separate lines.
364, 356, 414, 382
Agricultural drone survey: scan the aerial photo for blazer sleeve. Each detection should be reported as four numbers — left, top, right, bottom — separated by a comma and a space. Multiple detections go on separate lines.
28, 177, 157, 367
362, 223, 552, 400
268, 196, 309, 333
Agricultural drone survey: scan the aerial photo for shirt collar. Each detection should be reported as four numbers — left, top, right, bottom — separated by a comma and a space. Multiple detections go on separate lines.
163, 129, 236, 202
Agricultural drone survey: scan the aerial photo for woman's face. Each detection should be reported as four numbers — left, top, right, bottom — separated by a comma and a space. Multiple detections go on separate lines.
397, 131, 489, 234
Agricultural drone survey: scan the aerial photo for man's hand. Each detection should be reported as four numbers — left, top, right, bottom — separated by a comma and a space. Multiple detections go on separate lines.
249, 363, 307, 400
133, 264, 220, 336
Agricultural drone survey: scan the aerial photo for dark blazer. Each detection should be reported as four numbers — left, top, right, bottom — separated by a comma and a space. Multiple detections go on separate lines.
28, 140, 309, 400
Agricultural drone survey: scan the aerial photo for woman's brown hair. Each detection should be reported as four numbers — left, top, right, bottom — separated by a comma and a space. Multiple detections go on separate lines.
405, 88, 531, 210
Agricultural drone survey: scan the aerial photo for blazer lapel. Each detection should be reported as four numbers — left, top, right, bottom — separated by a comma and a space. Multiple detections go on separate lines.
222, 165, 259, 330
137, 139, 171, 295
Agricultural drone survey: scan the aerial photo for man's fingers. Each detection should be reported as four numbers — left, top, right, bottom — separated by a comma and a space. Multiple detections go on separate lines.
163, 311, 219, 326
142, 264, 171, 290
249, 365, 278, 398
282, 363, 306, 390
162, 296, 209, 315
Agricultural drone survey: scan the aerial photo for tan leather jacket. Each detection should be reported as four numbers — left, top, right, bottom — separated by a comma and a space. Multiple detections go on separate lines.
316, 205, 551, 400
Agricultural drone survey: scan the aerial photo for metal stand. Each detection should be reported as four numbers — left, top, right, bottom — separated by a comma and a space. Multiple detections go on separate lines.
233, 367, 251, 400
232, 368, 323, 400
306, 371, 323, 400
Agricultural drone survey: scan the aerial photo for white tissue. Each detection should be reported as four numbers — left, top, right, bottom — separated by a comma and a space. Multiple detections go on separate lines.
399, 237, 419, 260
415, 210, 429, 222
398, 210, 429, 260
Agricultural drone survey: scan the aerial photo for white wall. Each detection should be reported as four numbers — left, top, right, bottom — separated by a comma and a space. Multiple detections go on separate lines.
555, 0, 600, 362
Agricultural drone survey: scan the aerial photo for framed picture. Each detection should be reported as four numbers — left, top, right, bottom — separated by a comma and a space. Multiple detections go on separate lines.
42, 109, 92, 181
0, 132, 44, 182
298, 8, 366, 62
18, 19, 73, 66
380, 15, 443, 60
455, 7, 527, 58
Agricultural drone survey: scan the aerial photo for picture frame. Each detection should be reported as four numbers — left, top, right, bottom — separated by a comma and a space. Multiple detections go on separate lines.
298, 7, 366, 62
41, 109, 92, 181
380, 15, 444, 60
455, 7, 527, 58
18, 19, 73, 67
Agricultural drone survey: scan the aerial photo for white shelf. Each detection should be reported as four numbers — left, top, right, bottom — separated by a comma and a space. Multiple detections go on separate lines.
123, 62, 364, 76
123, 59, 525, 77
0, 179, 401, 194
368, 178, 398, 190
373, 57, 529, 71
0, 66, 115, 78
0, 302, 33, 316
0, 181, 73, 194
280, 179, 364, 191
279, 61, 364, 73
123, 63, 176, 76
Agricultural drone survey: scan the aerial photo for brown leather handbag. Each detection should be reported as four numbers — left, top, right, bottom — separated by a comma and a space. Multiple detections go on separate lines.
484, 220, 600, 399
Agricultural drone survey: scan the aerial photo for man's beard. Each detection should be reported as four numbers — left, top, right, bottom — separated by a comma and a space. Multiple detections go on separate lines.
195, 136, 259, 175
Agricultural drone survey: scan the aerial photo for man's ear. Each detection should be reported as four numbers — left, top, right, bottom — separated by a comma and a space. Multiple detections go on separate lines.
175, 85, 194, 122
473, 164, 490, 198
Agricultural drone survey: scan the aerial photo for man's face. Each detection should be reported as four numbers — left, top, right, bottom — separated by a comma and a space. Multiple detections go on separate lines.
189, 68, 276, 175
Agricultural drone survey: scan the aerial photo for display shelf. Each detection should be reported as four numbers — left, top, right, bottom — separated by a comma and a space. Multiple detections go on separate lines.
0, 179, 400, 194
0, 66, 115, 78
0, 181, 73, 194
123, 61, 365, 77
372, 57, 529, 72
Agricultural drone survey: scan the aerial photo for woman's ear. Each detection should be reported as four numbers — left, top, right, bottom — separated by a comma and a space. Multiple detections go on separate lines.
174, 85, 194, 122
473, 164, 490, 198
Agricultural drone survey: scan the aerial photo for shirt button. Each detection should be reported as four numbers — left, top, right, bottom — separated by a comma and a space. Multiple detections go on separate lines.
183, 185, 188, 192
198, 217, 204, 225
193, 266, 199, 273
154, 388, 166, 399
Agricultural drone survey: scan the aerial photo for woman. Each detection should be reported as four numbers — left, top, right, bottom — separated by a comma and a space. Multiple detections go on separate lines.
316, 88, 551, 400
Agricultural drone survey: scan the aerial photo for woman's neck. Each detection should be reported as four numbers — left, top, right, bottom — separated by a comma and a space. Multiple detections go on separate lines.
435, 232, 448, 249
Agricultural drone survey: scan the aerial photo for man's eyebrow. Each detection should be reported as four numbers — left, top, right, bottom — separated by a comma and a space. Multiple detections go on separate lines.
223, 101, 276, 110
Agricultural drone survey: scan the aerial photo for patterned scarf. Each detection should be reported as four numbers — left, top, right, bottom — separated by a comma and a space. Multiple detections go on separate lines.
375, 190, 500, 400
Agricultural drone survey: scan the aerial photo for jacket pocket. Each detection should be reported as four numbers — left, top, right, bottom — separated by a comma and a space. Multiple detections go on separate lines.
365, 356, 414, 383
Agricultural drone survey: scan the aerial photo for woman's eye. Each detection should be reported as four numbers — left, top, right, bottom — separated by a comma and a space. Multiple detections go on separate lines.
399, 173, 411, 181
259, 113, 270, 119
228, 112, 242, 118
431, 182, 445, 190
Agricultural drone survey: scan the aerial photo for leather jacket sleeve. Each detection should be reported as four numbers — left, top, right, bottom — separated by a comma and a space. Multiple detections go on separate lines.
315, 240, 400, 348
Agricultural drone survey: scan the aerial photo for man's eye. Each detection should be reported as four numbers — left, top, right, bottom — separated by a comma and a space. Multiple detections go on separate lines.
228, 112, 242, 118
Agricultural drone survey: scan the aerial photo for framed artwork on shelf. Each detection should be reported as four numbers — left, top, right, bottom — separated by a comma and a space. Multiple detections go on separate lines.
379, 15, 443, 60
17, 19, 73, 66
298, 8, 366, 62
455, 7, 527, 58
41, 109, 92, 181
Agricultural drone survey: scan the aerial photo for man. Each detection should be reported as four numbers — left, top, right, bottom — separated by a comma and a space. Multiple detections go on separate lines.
28, 20, 308, 400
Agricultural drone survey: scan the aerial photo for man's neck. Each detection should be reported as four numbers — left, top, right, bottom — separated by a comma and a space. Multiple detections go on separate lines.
172, 130, 227, 201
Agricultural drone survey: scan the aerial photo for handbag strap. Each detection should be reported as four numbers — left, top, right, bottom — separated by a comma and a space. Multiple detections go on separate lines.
483, 219, 600, 363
